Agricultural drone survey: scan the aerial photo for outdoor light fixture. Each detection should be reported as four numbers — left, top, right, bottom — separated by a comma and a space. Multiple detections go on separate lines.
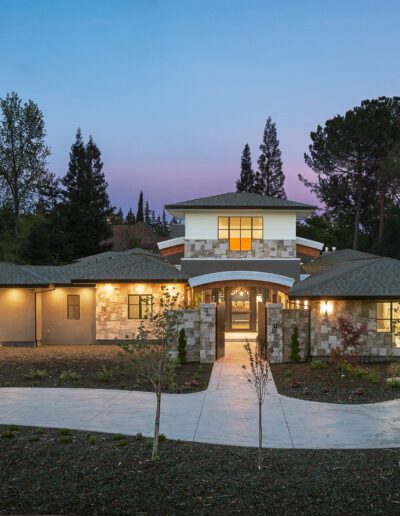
320, 300, 333, 315
103, 284, 114, 295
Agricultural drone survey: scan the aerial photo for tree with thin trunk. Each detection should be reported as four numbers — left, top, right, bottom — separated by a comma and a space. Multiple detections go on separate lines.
242, 340, 270, 470
236, 144, 256, 192
118, 286, 183, 461
257, 116, 286, 198
136, 190, 144, 222
0, 92, 50, 247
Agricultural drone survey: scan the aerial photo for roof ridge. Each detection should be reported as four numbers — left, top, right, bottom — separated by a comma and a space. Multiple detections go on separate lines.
20, 265, 52, 283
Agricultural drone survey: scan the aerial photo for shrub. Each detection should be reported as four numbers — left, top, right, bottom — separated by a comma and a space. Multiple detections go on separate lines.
97, 366, 113, 383
7, 424, 19, 432
290, 326, 301, 362
158, 433, 167, 442
59, 370, 80, 383
330, 317, 368, 373
311, 360, 328, 369
178, 328, 187, 364
1, 430, 14, 438
25, 369, 48, 380
284, 367, 293, 377
116, 439, 129, 447
58, 428, 71, 436
34, 427, 44, 435
135, 432, 143, 441
59, 435, 72, 444
88, 435, 97, 446
353, 367, 381, 383
111, 434, 126, 441
386, 379, 400, 389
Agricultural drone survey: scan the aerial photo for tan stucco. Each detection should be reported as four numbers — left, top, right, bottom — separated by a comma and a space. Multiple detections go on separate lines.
42, 287, 96, 345
0, 288, 35, 344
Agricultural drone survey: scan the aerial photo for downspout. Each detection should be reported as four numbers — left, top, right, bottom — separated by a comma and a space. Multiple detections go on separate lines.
34, 286, 55, 347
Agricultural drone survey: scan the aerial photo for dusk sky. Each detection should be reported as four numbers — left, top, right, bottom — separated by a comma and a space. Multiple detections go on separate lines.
2, 0, 400, 214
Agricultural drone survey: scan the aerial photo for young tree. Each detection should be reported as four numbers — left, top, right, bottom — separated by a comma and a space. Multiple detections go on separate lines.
178, 328, 187, 364
125, 208, 136, 225
61, 129, 113, 259
257, 117, 286, 198
118, 286, 183, 461
0, 92, 51, 244
242, 340, 271, 470
236, 144, 256, 192
136, 190, 144, 222
329, 316, 368, 374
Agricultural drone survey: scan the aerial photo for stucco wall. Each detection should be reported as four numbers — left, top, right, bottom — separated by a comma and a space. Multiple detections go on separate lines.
42, 287, 96, 345
96, 283, 186, 340
185, 211, 296, 240
309, 300, 400, 359
0, 288, 35, 345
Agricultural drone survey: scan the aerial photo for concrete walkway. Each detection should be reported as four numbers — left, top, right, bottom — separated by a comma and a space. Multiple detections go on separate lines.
1, 341, 399, 449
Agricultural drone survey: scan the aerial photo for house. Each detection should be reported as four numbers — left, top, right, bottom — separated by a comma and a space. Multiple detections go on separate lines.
1, 192, 399, 362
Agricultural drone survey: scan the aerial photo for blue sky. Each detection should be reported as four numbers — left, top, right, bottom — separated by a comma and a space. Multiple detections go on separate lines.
1, 0, 400, 214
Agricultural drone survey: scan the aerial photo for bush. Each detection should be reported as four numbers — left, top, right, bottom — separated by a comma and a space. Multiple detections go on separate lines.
178, 328, 187, 364
386, 379, 400, 389
59, 370, 81, 383
59, 435, 72, 444
111, 434, 126, 441
58, 428, 71, 436
290, 326, 301, 362
135, 432, 143, 441
353, 367, 381, 383
25, 369, 48, 380
97, 366, 113, 383
88, 435, 97, 445
311, 360, 328, 369
158, 434, 167, 442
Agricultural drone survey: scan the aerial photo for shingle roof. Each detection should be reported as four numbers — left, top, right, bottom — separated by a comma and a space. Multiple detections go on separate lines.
302, 249, 378, 275
165, 192, 316, 211
290, 255, 400, 299
169, 224, 185, 238
0, 250, 190, 286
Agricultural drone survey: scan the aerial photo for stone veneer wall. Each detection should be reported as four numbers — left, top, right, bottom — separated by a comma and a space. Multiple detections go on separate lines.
199, 303, 216, 363
96, 283, 186, 340
266, 303, 284, 363
282, 309, 309, 362
185, 239, 295, 259
310, 300, 400, 360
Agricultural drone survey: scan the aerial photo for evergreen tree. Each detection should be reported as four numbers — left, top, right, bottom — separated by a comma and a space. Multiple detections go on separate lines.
61, 129, 113, 259
257, 116, 286, 198
145, 200, 151, 225
125, 208, 136, 225
112, 207, 124, 224
236, 144, 256, 192
290, 326, 301, 362
161, 209, 169, 236
136, 190, 144, 222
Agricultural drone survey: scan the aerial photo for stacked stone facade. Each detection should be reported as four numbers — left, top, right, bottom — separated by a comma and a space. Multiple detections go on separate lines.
199, 303, 216, 363
282, 309, 309, 361
184, 239, 296, 259
266, 303, 284, 363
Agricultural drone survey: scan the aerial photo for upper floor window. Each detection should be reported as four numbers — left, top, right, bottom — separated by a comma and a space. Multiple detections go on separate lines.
67, 295, 80, 320
128, 294, 153, 319
218, 216, 263, 251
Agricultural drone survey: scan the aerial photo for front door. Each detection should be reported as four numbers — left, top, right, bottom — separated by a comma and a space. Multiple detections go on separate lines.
227, 287, 256, 331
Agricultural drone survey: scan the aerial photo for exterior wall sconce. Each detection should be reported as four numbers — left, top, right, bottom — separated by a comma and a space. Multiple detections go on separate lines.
320, 300, 333, 316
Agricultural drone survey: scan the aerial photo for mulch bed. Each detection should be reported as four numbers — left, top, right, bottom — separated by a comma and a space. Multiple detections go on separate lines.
0, 425, 399, 515
271, 362, 400, 403
0, 345, 212, 393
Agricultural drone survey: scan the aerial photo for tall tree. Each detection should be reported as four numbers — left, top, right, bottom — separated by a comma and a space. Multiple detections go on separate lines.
136, 190, 144, 222
236, 144, 255, 192
257, 117, 286, 198
0, 92, 50, 244
145, 200, 151, 225
62, 129, 113, 259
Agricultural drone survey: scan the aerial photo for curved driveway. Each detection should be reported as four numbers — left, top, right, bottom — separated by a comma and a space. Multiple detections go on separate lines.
0, 344, 399, 449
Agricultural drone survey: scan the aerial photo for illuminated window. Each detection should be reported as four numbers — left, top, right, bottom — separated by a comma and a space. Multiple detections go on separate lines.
218, 216, 263, 251
377, 302, 400, 347
128, 294, 153, 319
67, 295, 80, 320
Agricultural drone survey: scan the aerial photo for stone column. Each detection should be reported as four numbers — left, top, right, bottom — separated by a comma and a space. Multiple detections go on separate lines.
199, 303, 216, 363
267, 303, 283, 363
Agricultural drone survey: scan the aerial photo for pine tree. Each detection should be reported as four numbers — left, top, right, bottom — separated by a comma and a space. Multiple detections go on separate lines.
136, 190, 144, 222
111, 207, 123, 224
125, 208, 136, 225
290, 326, 301, 362
61, 129, 113, 259
257, 117, 286, 198
145, 200, 151, 225
236, 144, 256, 192
161, 209, 169, 236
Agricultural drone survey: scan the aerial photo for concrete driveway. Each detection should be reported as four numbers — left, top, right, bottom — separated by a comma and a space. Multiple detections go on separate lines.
1, 342, 399, 449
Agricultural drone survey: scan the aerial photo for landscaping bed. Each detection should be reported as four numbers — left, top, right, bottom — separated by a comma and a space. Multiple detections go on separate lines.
271, 361, 400, 403
0, 425, 399, 515
0, 345, 212, 393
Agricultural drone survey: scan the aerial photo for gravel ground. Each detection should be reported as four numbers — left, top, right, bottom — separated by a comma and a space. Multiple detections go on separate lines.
0, 425, 399, 515
271, 362, 400, 403
0, 345, 212, 392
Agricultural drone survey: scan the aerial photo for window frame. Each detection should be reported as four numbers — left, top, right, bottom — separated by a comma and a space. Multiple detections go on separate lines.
218, 216, 263, 251
376, 301, 400, 333
67, 294, 80, 320
128, 294, 154, 320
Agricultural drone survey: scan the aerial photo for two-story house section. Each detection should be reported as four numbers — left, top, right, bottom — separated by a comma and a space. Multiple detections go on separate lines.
159, 192, 322, 333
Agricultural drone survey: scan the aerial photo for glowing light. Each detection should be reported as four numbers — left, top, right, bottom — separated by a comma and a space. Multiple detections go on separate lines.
103, 284, 114, 295
320, 300, 333, 315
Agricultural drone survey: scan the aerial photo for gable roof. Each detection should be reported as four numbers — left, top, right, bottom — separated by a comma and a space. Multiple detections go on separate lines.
290, 254, 400, 299
166, 192, 316, 217
0, 262, 51, 287
302, 249, 378, 275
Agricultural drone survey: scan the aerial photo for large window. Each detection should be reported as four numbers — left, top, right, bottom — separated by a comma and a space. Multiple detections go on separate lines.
128, 294, 153, 319
218, 216, 263, 251
67, 295, 80, 320
377, 302, 400, 348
